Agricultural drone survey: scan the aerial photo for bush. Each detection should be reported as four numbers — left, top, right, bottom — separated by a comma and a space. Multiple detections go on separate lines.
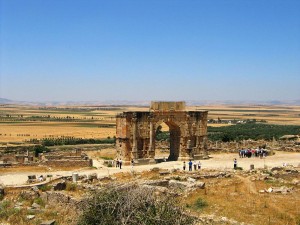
77, 185, 195, 225
66, 183, 77, 192
34, 197, 45, 207
33, 145, 50, 157
39, 185, 52, 192
194, 198, 208, 210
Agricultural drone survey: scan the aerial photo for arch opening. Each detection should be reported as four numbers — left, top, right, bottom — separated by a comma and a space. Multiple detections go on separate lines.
155, 121, 181, 161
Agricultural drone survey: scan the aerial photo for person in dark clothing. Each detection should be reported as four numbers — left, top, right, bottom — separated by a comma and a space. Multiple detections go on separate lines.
119, 159, 122, 169
188, 160, 193, 171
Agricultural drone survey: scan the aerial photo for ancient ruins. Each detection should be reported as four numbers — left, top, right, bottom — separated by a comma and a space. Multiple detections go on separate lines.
116, 101, 208, 163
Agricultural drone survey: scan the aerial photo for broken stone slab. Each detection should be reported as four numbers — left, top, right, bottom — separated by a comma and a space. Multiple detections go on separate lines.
27, 215, 35, 220
159, 171, 170, 175
143, 180, 169, 187
32, 186, 39, 192
31, 202, 41, 209
169, 180, 188, 189
195, 181, 205, 189
266, 186, 293, 194
189, 175, 202, 180
187, 177, 196, 183
272, 186, 293, 194
40, 220, 56, 225
141, 185, 169, 194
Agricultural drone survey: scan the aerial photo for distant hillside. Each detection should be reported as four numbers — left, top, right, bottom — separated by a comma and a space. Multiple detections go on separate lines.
0, 98, 13, 104
0, 98, 299, 106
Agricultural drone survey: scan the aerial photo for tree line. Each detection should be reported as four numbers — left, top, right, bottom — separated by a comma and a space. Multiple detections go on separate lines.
155, 123, 300, 142
28, 136, 116, 146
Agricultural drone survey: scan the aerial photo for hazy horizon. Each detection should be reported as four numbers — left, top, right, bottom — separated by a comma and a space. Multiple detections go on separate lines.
1, 1, 300, 102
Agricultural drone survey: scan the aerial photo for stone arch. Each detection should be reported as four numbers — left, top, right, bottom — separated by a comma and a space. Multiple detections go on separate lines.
115, 102, 208, 164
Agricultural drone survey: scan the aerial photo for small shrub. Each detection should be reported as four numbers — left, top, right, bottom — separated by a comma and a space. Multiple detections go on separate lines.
39, 185, 52, 192
194, 197, 208, 210
34, 197, 45, 207
77, 185, 195, 225
66, 183, 77, 192
0, 194, 3, 201
234, 167, 243, 170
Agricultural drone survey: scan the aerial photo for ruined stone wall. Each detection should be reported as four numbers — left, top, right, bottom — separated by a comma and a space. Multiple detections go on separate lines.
41, 191, 85, 211
41, 159, 92, 167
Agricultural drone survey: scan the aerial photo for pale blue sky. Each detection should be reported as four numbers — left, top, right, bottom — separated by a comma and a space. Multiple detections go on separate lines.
0, 0, 299, 102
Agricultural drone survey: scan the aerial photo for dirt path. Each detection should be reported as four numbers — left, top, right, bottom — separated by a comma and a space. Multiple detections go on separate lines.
235, 175, 257, 194
1, 151, 299, 186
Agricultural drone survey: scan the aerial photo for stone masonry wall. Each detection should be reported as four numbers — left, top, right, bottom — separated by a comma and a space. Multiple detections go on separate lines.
41, 159, 92, 167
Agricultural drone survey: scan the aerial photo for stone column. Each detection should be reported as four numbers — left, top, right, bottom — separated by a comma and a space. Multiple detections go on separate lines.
131, 117, 138, 159
148, 120, 154, 158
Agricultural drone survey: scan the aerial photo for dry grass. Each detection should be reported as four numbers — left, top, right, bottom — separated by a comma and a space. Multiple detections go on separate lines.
183, 176, 300, 225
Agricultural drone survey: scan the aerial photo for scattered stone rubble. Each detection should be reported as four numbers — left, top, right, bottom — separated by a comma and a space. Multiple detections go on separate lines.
196, 215, 253, 225
2, 165, 298, 225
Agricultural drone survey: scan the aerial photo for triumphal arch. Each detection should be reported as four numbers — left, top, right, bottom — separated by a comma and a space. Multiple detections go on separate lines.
116, 101, 208, 164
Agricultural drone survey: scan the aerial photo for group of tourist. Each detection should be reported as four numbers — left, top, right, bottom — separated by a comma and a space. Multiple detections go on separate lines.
238, 148, 268, 158
115, 159, 123, 169
183, 160, 201, 171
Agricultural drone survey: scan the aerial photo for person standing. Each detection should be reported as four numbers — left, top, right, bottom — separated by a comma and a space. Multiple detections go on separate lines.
188, 160, 193, 171
183, 161, 186, 171
193, 160, 197, 171
119, 159, 122, 169
233, 158, 237, 169
197, 161, 201, 170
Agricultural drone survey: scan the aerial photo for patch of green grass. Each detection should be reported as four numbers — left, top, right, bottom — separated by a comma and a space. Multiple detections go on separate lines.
39, 185, 52, 192
34, 197, 45, 207
194, 198, 208, 210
